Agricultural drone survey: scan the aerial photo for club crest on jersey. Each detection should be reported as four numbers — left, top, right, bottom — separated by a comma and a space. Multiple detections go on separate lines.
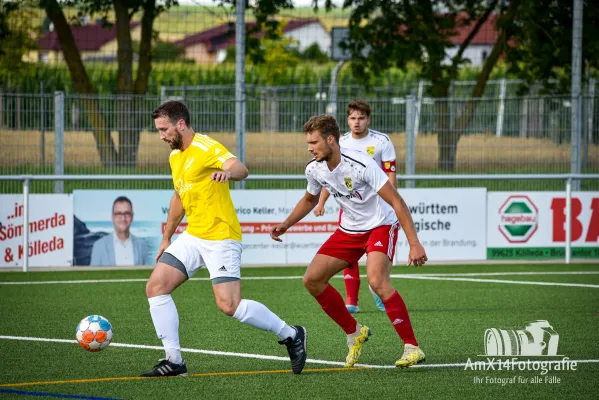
344, 177, 353, 190
367, 146, 375, 156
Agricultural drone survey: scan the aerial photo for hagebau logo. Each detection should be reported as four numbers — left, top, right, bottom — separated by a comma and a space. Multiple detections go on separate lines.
498, 195, 539, 243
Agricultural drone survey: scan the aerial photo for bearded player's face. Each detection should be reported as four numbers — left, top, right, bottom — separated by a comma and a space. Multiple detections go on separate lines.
155, 116, 184, 150
306, 131, 333, 162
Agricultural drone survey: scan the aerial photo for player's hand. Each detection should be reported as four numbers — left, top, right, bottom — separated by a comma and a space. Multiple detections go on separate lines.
155, 238, 171, 262
313, 204, 325, 217
211, 171, 231, 183
270, 223, 289, 242
407, 242, 428, 267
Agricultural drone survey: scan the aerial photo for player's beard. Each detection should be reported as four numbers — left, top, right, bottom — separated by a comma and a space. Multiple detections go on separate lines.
319, 144, 333, 162
170, 131, 183, 150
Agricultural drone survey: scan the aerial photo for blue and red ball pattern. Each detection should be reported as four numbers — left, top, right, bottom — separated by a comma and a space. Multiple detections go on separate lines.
76, 315, 113, 352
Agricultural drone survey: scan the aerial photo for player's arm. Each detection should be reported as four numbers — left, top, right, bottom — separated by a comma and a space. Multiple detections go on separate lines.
377, 182, 428, 266
212, 158, 248, 182
156, 191, 185, 261
270, 191, 320, 242
313, 187, 330, 216
385, 170, 397, 189
381, 137, 397, 189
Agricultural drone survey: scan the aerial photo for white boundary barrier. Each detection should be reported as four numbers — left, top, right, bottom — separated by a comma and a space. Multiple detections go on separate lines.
2, 173, 599, 271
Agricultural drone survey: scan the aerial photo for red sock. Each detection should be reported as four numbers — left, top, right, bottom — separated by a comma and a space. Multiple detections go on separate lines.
383, 291, 418, 346
315, 284, 357, 334
343, 263, 360, 306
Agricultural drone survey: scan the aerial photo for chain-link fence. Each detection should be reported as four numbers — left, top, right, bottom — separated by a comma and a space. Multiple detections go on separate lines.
1, 91, 597, 193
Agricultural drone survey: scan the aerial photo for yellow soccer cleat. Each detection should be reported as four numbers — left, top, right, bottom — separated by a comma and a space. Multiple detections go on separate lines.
395, 344, 426, 368
345, 324, 371, 367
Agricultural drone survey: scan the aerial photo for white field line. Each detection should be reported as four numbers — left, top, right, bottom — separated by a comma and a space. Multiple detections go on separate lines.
1, 271, 599, 286
1, 335, 598, 370
388, 275, 599, 288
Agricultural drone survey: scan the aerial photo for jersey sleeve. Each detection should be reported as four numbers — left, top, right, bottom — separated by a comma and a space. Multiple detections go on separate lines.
305, 161, 322, 195
363, 158, 390, 192
203, 140, 236, 170
381, 138, 397, 172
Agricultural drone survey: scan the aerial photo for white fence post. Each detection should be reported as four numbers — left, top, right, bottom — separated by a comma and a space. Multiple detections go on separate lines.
405, 95, 416, 188
54, 91, 64, 194
565, 177, 572, 264
22, 178, 30, 272
496, 78, 507, 137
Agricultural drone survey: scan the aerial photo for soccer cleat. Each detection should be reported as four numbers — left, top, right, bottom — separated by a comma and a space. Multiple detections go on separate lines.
345, 324, 371, 367
369, 286, 386, 312
278, 326, 307, 374
140, 359, 188, 377
346, 304, 360, 314
395, 344, 426, 368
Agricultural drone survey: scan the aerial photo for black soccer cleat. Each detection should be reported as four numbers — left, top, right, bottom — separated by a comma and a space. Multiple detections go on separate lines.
278, 326, 307, 374
140, 359, 188, 377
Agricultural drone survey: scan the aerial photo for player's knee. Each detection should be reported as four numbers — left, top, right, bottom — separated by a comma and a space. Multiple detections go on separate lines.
302, 274, 315, 290
216, 298, 238, 316
145, 277, 170, 298
367, 277, 385, 295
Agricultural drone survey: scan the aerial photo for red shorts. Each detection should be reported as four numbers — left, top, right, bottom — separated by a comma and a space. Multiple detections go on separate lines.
317, 223, 399, 266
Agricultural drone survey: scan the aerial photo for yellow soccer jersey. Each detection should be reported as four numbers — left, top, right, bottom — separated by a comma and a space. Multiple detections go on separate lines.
169, 133, 242, 241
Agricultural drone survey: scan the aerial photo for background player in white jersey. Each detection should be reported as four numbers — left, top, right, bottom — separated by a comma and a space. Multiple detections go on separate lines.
141, 100, 307, 377
270, 115, 427, 368
313, 100, 396, 314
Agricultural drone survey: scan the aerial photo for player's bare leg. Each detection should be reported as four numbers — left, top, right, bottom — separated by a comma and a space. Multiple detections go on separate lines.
366, 251, 425, 368
143, 262, 188, 376
304, 254, 371, 367
213, 280, 307, 374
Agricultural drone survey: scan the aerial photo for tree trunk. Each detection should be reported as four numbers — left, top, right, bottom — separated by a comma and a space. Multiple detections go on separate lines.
113, 0, 136, 166
454, 0, 522, 140
41, 0, 117, 166
135, 0, 156, 95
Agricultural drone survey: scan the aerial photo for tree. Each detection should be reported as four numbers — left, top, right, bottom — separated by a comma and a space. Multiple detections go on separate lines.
38, 0, 176, 166
330, 0, 525, 171
0, 1, 39, 71
505, 0, 599, 93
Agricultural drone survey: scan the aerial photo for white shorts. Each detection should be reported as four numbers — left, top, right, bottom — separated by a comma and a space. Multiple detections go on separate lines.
160, 231, 242, 281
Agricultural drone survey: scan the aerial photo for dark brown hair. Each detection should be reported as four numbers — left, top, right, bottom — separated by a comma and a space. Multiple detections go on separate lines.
112, 196, 132, 213
152, 100, 191, 127
303, 115, 340, 143
347, 100, 371, 117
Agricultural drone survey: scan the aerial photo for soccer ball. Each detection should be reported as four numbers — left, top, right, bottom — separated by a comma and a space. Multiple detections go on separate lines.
76, 315, 113, 352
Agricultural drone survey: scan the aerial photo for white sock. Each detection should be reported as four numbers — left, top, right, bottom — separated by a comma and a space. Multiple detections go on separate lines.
232, 299, 296, 340
148, 294, 183, 365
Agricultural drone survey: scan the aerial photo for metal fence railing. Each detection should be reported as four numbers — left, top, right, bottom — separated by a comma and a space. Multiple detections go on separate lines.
3, 173, 598, 271
1, 92, 598, 193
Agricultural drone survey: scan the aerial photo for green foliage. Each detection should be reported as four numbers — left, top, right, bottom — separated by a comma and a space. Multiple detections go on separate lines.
132, 39, 187, 63
0, 1, 39, 71
505, 0, 599, 94
248, 20, 300, 85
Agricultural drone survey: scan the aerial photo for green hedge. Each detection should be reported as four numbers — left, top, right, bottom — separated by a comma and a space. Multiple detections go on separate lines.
0, 61, 512, 95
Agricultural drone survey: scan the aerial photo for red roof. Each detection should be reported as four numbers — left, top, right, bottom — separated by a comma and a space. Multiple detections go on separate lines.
448, 13, 499, 45
39, 21, 140, 52
176, 18, 323, 51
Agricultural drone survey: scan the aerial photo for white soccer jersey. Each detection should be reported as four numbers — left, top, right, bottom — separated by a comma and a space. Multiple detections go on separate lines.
305, 148, 397, 233
339, 129, 396, 172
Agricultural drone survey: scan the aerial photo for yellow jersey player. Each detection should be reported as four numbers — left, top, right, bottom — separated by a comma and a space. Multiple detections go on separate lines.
141, 100, 307, 377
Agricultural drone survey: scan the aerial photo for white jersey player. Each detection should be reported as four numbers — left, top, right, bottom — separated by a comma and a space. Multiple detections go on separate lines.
313, 100, 397, 315
306, 148, 397, 234
270, 114, 427, 369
